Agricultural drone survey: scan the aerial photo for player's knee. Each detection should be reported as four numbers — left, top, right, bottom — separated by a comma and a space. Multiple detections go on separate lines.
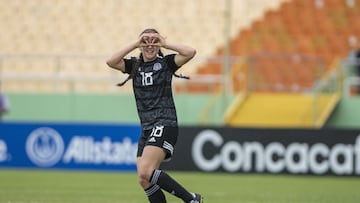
137, 165, 155, 188
138, 177, 149, 188
137, 170, 152, 188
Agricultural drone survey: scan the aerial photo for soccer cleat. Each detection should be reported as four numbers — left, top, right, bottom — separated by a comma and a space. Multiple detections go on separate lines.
190, 193, 203, 203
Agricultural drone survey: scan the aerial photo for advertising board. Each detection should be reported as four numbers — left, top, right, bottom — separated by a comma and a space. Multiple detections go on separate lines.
2, 122, 360, 176
0, 122, 140, 171
162, 127, 360, 176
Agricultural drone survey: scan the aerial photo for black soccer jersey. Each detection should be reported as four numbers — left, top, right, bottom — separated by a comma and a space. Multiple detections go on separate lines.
124, 54, 180, 130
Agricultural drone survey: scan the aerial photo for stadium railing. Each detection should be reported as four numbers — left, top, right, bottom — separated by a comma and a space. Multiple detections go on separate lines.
0, 54, 225, 94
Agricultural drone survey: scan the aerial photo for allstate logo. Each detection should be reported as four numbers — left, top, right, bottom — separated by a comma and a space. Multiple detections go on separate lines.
26, 127, 64, 167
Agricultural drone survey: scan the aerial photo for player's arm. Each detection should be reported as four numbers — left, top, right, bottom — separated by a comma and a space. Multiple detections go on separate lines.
167, 43, 197, 67
106, 34, 148, 72
154, 34, 196, 67
105, 42, 138, 72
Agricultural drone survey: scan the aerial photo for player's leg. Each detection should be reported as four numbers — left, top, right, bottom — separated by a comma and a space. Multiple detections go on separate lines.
137, 149, 167, 203
137, 130, 167, 203
138, 145, 198, 202
138, 126, 202, 203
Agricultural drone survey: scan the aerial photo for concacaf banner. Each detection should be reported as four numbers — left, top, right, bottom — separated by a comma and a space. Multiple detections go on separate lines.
0, 122, 140, 171
162, 127, 360, 176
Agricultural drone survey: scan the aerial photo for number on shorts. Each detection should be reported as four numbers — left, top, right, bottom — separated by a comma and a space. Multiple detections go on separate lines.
151, 126, 164, 137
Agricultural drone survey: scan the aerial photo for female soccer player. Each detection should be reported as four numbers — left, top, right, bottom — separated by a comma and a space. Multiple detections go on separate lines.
106, 28, 202, 203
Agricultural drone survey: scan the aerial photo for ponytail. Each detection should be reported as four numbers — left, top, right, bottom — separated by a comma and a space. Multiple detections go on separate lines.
117, 54, 143, 86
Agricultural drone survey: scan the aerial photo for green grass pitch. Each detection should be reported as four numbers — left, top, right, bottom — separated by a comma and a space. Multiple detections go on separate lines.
0, 169, 360, 203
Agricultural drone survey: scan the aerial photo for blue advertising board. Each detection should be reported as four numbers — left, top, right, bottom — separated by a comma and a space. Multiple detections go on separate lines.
0, 122, 141, 171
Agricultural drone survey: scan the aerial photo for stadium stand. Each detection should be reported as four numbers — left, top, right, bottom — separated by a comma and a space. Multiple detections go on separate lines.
212, 0, 358, 127
192, 0, 360, 94
0, 0, 288, 93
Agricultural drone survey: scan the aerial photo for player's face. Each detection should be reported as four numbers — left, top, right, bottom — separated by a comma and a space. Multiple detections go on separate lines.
139, 32, 161, 62
141, 44, 160, 62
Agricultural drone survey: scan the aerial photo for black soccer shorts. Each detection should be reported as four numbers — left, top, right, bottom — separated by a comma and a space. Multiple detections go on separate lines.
137, 126, 178, 161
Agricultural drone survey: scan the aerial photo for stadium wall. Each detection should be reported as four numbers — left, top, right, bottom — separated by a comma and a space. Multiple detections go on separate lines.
3, 93, 360, 128
4, 93, 211, 125
325, 97, 360, 128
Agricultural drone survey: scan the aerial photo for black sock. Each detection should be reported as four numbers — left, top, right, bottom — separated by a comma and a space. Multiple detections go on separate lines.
150, 169, 193, 202
145, 184, 167, 203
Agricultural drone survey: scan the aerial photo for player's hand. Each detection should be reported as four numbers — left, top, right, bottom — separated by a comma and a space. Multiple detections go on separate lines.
137, 33, 152, 47
150, 33, 167, 48
138, 33, 167, 48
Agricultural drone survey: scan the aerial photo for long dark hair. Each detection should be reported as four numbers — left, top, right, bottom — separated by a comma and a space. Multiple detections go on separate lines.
117, 28, 189, 86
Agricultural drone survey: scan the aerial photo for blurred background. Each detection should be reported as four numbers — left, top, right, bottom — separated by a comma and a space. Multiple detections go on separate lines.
0, 0, 360, 129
